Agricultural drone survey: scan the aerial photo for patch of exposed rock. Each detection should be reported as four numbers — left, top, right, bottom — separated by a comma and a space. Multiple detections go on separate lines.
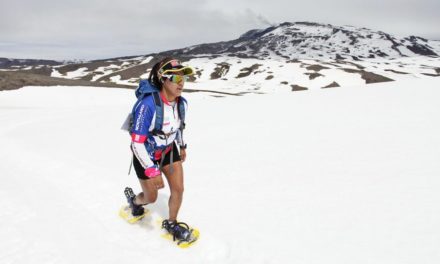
291, 84, 308, 91
322, 81, 340, 88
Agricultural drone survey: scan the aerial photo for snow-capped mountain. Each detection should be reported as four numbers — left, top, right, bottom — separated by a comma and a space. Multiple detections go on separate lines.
1, 22, 439, 94
178, 22, 440, 60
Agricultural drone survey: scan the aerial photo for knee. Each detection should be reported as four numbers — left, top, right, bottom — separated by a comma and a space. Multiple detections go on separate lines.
147, 191, 158, 203
171, 185, 184, 197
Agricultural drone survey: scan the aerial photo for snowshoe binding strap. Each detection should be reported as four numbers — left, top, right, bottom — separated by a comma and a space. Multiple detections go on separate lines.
162, 220, 195, 244
124, 187, 135, 201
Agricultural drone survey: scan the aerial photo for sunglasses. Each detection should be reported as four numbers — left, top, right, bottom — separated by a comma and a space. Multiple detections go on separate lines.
162, 74, 189, 84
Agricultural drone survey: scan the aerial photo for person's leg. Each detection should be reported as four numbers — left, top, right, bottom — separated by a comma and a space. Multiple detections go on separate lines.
162, 161, 184, 221
132, 154, 161, 205
135, 178, 159, 204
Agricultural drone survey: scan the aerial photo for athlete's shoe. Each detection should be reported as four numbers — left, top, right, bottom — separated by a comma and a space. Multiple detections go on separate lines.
124, 187, 145, 216
162, 219, 192, 242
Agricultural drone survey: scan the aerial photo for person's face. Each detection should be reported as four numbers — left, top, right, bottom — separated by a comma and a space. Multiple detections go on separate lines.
162, 71, 185, 99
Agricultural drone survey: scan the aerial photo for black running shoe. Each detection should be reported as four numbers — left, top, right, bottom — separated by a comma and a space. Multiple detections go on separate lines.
124, 187, 144, 216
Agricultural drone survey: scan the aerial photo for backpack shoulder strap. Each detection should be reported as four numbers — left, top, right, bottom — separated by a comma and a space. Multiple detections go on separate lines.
177, 97, 186, 131
151, 92, 165, 135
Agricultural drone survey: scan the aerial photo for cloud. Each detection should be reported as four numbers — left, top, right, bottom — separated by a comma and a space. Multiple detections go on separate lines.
1, 0, 439, 59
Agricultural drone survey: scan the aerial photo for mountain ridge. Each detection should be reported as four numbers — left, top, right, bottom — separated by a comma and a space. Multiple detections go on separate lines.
1, 21, 439, 93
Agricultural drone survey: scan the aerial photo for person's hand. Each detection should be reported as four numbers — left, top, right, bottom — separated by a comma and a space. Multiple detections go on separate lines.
180, 148, 187, 162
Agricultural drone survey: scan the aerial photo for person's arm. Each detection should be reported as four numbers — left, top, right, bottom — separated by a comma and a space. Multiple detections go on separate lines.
131, 99, 160, 178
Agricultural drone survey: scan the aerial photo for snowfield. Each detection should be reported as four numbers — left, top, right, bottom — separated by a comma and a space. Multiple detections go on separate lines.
1, 78, 440, 263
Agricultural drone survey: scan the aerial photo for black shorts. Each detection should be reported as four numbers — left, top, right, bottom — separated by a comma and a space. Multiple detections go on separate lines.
132, 143, 181, 180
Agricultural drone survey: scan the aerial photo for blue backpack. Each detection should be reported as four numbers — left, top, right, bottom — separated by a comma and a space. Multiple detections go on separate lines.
130, 79, 186, 137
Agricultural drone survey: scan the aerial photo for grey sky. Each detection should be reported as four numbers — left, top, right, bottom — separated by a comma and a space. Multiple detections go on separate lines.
1, 0, 439, 60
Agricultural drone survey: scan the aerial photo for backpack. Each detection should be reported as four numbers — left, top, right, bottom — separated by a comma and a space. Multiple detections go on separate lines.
129, 79, 186, 137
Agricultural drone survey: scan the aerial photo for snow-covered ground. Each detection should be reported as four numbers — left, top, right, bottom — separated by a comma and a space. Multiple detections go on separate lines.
186, 56, 440, 94
1, 79, 440, 263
